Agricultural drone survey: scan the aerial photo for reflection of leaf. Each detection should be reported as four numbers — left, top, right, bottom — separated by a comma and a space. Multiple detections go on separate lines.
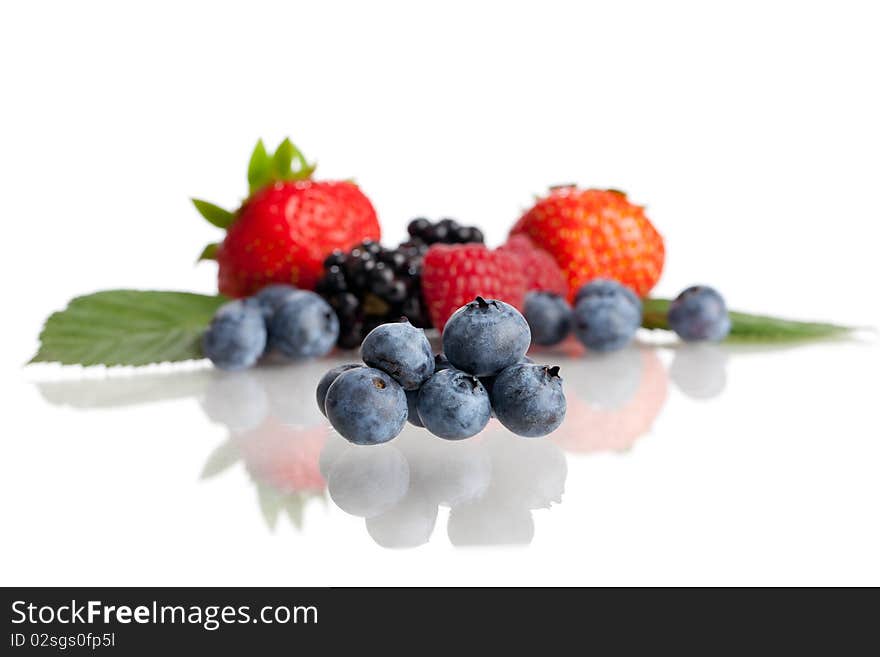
257, 485, 284, 531
200, 440, 240, 479
36, 369, 212, 410
252, 486, 325, 531
285, 495, 306, 530
643, 298, 854, 342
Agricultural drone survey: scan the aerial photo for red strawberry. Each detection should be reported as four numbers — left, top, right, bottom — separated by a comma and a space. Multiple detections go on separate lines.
193, 138, 380, 298
497, 234, 568, 296
421, 244, 527, 331
510, 186, 664, 300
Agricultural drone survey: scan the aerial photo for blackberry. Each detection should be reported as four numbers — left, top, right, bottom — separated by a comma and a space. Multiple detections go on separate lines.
316, 219, 485, 347
407, 217, 484, 245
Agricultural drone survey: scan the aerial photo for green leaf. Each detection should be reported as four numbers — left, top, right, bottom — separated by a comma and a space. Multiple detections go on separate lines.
271, 137, 315, 182
191, 199, 235, 229
197, 242, 219, 261
30, 290, 228, 367
272, 138, 295, 178
642, 298, 854, 342
247, 139, 273, 194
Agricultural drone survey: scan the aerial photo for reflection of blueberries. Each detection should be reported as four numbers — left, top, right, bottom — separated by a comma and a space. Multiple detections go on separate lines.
670, 343, 729, 399
325, 368, 408, 445
447, 499, 534, 546
327, 445, 409, 518
318, 432, 353, 479
202, 299, 267, 370
416, 369, 491, 440
566, 346, 643, 409
200, 371, 268, 432
315, 364, 363, 417
524, 292, 572, 346
365, 488, 438, 548
323, 421, 569, 548
485, 433, 567, 510
491, 364, 566, 437
667, 285, 731, 342
443, 297, 531, 376
399, 432, 492, 508
257, 362, 330, 426
361, 321, 434, 390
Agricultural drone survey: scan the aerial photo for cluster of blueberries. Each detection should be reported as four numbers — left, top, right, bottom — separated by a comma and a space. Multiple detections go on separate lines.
317, 297, 566, 446
202, 284, 339, 370
524, 280, 731, 351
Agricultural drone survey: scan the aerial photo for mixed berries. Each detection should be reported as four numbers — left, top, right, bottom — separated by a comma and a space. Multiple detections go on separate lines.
195, 145, 738, 443
318, 299, 568, 445
315, 217, 486, 348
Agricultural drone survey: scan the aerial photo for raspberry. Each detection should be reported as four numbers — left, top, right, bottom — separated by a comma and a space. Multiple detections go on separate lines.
421, 244, 527, 332
497, 235, 568, 296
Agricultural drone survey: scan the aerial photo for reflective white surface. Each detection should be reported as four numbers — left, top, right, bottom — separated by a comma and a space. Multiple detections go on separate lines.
5, 336, 879, 585
2, 0, 879, 586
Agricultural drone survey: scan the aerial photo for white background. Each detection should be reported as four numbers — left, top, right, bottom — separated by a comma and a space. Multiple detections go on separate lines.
1, 1, 878, 586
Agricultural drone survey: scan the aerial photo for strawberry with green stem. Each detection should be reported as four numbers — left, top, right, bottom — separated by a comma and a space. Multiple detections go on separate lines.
193, 138, 381, 298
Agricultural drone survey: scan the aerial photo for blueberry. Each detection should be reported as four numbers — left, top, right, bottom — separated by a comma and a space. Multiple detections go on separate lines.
416, 369, 491, 440
202, 299, 267, 370
254, 284, 302, 319
268, 291, 339, 358
324, 367, 408, 445
316, 364, 363, 416
405, 389, 424, 427
442, 297, 531, 377
360, 320, 434, 390
667, 285, 731, 342
572, 279, 642, 352
523, 292, 572, 346
575, 278, 642, 312
434, 353, 452, 372
480, 356, 534, 399
490, 364, 566, 437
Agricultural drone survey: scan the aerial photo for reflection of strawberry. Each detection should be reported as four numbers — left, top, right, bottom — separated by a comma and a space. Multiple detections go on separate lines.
553, 348, 668, 453
421, 243, 527, 331
511, 187, 664, 300
236, 417, 327, 493
497, 235, 567, 296
201, 414, 328, 530
194, 138, 380, 297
